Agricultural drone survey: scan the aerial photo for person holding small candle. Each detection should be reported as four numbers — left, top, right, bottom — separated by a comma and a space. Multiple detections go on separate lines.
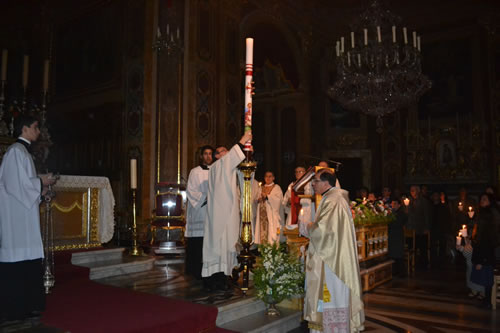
451, 187, 476, 232
470, 193, 498, 308
406, 185, 432, 269
254, 171, 284, 245
388, 197, 408, 276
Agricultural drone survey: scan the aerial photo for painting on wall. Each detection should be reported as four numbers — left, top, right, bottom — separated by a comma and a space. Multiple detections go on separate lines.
419, 37, 473, 118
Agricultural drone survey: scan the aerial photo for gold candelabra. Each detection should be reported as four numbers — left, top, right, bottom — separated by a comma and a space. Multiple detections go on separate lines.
130, 189, 142, 256
233, 159, 257, 295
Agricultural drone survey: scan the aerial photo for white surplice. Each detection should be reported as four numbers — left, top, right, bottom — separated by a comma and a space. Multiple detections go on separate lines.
254, 184, 284, 244
185, 165, 210, 237
202, 144, 245, 277
0, 141, 43, 262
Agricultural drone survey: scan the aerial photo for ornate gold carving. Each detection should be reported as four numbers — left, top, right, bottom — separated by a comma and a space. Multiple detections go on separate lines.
51, 242, 102, 252
90, 188, 99, 243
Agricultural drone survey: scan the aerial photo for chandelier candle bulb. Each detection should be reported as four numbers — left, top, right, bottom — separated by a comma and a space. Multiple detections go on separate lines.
22, 55, 29, 88
336, 41, 340, 57
377, 26, 381, 42
1, 49, 7, 81
403, 27, 408, 44
413, 31, 417, 48
130, 159, 137, 189
347, 52, 351, 66
341, 37, 345, 53
392, 26, 396, 43
364, 28, 368, 45
351, 32, 355, 48
357, 53, 361, 66
417, 36, 421, 51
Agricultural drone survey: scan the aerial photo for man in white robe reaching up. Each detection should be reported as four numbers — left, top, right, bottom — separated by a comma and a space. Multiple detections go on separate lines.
202, 131, 252, 290
255, 171, 284, 244
0, 115, 56, 323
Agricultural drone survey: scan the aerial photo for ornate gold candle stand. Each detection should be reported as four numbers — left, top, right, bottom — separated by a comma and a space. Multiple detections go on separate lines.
233, 159, 257, 295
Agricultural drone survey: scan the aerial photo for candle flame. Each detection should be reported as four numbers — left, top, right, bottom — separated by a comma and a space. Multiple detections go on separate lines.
462, 225, 466, 229
458, 232, 462, 237
459, 202, 462, 206
468, 206, 472, 211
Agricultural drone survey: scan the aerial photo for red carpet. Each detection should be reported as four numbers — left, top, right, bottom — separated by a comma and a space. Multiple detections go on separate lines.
41, 250, 220, 333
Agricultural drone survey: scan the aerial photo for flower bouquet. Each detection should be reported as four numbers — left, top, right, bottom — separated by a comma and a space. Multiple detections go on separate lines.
253, 242, 304, 316
350, 199, 394, 226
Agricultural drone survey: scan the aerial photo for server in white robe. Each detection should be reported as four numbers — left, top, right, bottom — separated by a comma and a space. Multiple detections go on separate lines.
255, 171, 284, 244
185, 145, 213, 279
0, 115, 55, 322
202, 131, 251, 290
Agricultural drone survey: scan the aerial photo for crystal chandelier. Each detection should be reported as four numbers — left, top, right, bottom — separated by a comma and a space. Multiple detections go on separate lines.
328, 0, 431, 128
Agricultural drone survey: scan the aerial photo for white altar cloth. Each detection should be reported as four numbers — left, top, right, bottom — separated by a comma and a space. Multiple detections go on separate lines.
55, 175, 115, 243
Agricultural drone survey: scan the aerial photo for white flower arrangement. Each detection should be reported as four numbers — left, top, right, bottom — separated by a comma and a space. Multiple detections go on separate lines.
253, 242, 304, 305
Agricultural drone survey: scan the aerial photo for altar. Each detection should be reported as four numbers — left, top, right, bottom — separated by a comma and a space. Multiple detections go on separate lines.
41, 175, 115, 250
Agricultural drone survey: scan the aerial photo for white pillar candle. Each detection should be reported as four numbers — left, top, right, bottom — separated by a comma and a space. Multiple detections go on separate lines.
461, 228, 468, 238
392, 25, 396, 43
377, 26, 381, 43
22, 55, 29, 88
1, 49, 7, 81
417, 36, 421, 51
403, 27, 408, 44
341, 37, 345, 53
246, 38, 253, 64
364, 28, 368, 45
244, 37, 254, 143
456, 234, 462, 246
413, 31, 417, 48
130, 159, 137, 189
351, 31, 355, 48
43, 60, 50, 93
336, 41, 340, 57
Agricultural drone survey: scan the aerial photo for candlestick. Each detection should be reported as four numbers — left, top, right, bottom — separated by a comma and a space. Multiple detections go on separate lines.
130, 159, 137, 189
1, 49, 7, 81
403, 27, 408, 44
43, 60, 50, 93
22, 55, 29, 88
244, 38, 254, 152
364, 29, 368, 45
130, 188, 142, 256
377, 26, 381, 43
351, 32, 355, 48
392, 26, 396, 43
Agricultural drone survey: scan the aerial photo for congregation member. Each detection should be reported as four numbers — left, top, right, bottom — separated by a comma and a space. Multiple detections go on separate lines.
451, 187, 476, 232
254, 171, 284, 244
0, 115, 56, 323
406, 185, 432, 269
202, 131, 251, 291
185, 145, 213, 280
303, 169, 364, 332
471, 193, 498, 308
388, 197, 408, 276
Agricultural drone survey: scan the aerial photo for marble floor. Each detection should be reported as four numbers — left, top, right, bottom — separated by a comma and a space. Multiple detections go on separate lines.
3, 254, 499, 332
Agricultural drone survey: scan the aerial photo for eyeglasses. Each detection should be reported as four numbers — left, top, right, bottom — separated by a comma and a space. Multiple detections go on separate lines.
295, 170, 305, 174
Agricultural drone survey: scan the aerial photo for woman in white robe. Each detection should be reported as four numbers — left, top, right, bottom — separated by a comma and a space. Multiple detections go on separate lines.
255, 171, 284, 244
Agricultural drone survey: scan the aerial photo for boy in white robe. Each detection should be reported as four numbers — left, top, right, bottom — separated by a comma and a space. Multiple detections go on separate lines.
202, 131, 251, 290
0, 115, 55, 323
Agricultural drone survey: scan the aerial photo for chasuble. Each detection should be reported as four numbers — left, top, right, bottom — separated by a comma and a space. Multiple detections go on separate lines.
255, 184, 284, 244
304, 187, 364, 332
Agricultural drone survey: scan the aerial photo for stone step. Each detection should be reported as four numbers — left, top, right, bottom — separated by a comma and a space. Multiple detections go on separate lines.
216, 296, 266, 326
71, 248, 125, 265
77, 256, 155, 280
218, 306, 302, 333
